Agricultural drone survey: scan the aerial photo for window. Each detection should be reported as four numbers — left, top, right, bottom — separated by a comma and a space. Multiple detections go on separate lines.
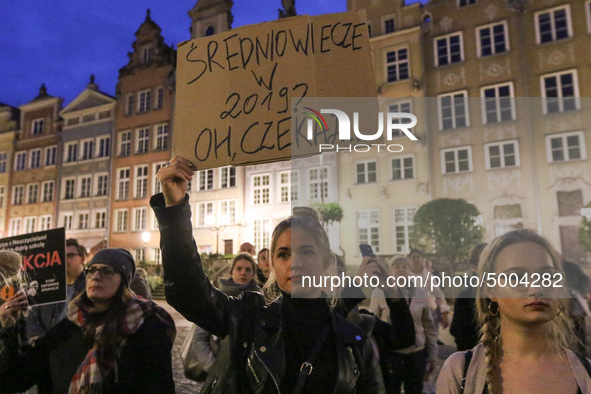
253, 174, 270, 205
64, 142, 78, 163
115, 210, 128, 232
477, 21, 508, 57
126, 94, 134, 115
64, 179, 76, 200
62, 214, 73, 231
220, 200, 236, 224
546, 131, 586, 163
30, 149, 41, 169
485, 140, 520, 169
9, 219, 21, 236
27, 184, 38, 204
96, 174, 109, 196
81, 139, 94, 160
254, 218, 271, 251
198, 169, 214, 191
388, 101, 412, 138
135, 165, 149, 198
13, 185, 25, 205
541, 70, 579, 114
481, 83, 515, 124
80, 176, 92, 198
356, 161, 377, 184
0, 152, 6, 173
24, 217, 36, 233
45, 146, 57, 166
32, 119, 44, 135
142, 46, 154, 64
153, 163, 165, 194
156, 88, 164, 110
358, 210, 380, 253
152, 248, 162, 265
0, 186, 4, 208
458, 0, 476, 6
154, 123, 169, 150
39, 215, 52, 231
309, 167, 329, 200
119, 131, 132, 157
394, 208, 416, 253
138, 90, 151, 112
392, 156, 414, 180
15, 152, 26, 171
95, 211, 106, 229
438, 91, 469, 130
42, 181, 54, 202
535, 6, 572, 44
280, 171, 294, 203
77, 213, 89, 230
220, 166, 236, 188
117, 168, 130, 200
385, 48, 409, 83
205, 26, 215, 36
96, 137, 110, 158
135, 249, 145, 263
133, 207, 147, 231
384, 18, 395, 34
197, 202, 214, 227
136, 128, 150, 154
441, 147, 473, 174
435, 32, 463, 66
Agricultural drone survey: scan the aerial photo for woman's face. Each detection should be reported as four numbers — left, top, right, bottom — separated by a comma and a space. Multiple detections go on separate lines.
232, 258, 255, 285
258, 251, 270, 277
85, 264, 122, 304
272, 227, 326, 297
491, 241, 560, 326
391, 262, 410, 278
409, 251, 423, 273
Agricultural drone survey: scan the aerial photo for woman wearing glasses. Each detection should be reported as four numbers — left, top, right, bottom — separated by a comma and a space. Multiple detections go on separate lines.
0, 248, 176, 394
436, 230, 591, 393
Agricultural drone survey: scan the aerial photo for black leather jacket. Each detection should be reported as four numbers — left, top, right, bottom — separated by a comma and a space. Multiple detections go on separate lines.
151, 194, 384, 394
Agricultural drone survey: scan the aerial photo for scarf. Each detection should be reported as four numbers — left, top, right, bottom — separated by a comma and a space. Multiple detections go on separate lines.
67, 296, 176, 394
218, 278, 261, 297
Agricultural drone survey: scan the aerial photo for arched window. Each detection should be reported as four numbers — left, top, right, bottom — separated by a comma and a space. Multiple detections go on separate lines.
205, 26, 215, 36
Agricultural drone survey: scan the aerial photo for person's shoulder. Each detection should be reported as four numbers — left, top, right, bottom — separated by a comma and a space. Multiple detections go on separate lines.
370, 287, 385, 298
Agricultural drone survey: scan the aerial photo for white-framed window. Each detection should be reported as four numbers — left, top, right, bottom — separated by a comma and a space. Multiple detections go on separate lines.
485, 140, 520, 169
197, 202, 214, 227
458, 0, 476, 6
155, 87, 164, 110
42, 181, 54, 202
134, 249, 145, 263
391, 156, 414, 180
220, 200, 236, 224
441, 146, 473, 174
29, 149, 42, 169
434, 32, 463, 66
39, 215, 52, 231
138, 89, 151, 112
309, 167, 329, 200
15, 152, 26, 171
115, 209, 128, 232
356, 161, 377, 184
198, 169, 214, 191
63, 178, 76, 200
152, 248, 162, 265
117, 168, 130, 200
385, 48, 409, 83
535, 5, 572, 44
254, 218, 271, 252
136, 128, 150, 154
44, 146, 57, 166
477, 21, 508, 57
24, 217, 36, 233
358, 210, 380, 253
0, 152, 7, 173
78, 213, 89, 230
12, 185, 24, 205
80, 139, 94, 161
153, 162, 166, 194
253, 174, 271, 205
31, 118, 44, 135
135, 165, 149, 198
62, 213, 73, 231
541, 70, 579, 114
546, 131, 586, 163
279, 171, 294, 203
394, 207, 416, 253
388, 101, 413, 138
125, 94, 134, 115
133, 207, 147, 231
154, 123, 169, 150
96, 136, 110, 158
64, 142, 78, 163
94, 211, 106, 229
481, 83, 515, 124
220, 166, 236, 188
0, 186, 5, 208
79, 176, 92, 198
27, 183, 38, 204
9, 218, 21, 236
119, 131, 132, 157
438, 91, 469, 130
96, 174, 109, 197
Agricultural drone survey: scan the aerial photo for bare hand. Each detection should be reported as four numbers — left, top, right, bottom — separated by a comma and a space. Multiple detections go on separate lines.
157, 157, 195, 207
0, 289, 28, 327
441, 311, 450, 328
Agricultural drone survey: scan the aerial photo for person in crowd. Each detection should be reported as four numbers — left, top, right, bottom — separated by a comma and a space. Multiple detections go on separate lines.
130, 267, 152, 300
153, 156, 384, 393
437, 229, 591, 393
563, 259, 591, 357
424, 259, 441, 279
257, 248, 270, 284
370, 256, 437, 394
0, 248, 176, 393
239, 242, 256, 257
0, 251, 28, 332
26, 238, 87, 338
450, 243, 487, 351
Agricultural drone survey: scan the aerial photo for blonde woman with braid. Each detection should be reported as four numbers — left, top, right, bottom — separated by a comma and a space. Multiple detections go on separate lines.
436, 230, 591, 394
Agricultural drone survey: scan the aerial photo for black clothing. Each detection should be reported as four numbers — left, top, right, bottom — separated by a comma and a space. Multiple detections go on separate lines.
450, 286, 480, 351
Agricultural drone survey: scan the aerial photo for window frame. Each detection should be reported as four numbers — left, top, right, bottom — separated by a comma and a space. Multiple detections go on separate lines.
26, 183, 39, 204
29, 149, 42, 169
391, 155, 415, 181
64, 142, 78, 163
545, 131, 587, 163
434, 31, 464, 67
116, 168, 130, 201
15, 151, 27, 171
41, 181, 54, 202
384, 47, 410, 83
438, 90, 470, 130
441, 146, 473, 174
357, 210, 380, 254
154, 123, 169, 151
136, 127, 150, 154
476, 20, 509, 58
484, 140, 520, 170
356, 161, 377, 184
534, 5, 572, 45
196, 202, 215, 227
31, 118, 44, 135
309, 166, 329, 200
253, 173, 271, 205
118, 131, 132, 157
63, 178, 76, 200
394, 207, 417, 254
134, 165, 149, 199
96, 136, 110, 158
44, 146, 57, 166
480, 82, 516, 124
540, 69, 580, 114
138, 89, 152, 112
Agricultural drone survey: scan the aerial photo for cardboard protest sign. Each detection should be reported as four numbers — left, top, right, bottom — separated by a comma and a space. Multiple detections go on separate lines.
0, 228, 66, 307
174, 10, 376, 170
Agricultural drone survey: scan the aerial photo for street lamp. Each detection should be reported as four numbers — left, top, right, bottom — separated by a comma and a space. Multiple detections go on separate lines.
206, 215, 229, 255
141, 231, 151, 264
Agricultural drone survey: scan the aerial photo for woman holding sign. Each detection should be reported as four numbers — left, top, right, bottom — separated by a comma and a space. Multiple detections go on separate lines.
153, 156, 384, 393
0, 251, 28, 329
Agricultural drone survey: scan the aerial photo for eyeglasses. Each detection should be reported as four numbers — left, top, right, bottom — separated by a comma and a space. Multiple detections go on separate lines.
67, 253, 81, 259
84, 266, 118, 278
